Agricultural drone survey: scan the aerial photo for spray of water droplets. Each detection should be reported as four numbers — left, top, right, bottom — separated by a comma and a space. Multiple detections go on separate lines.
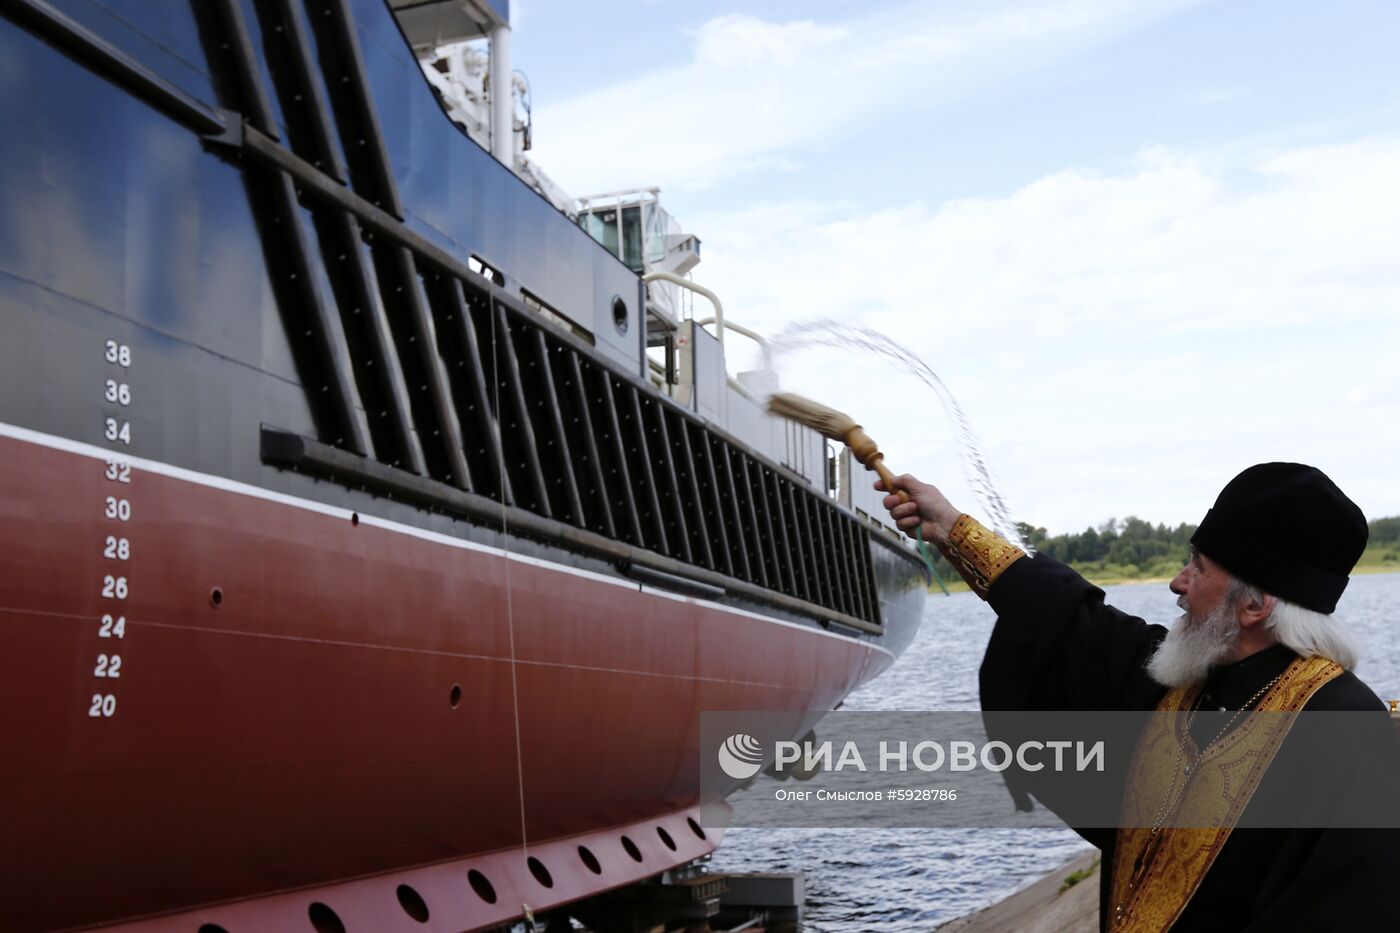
768, 319, 1032, 554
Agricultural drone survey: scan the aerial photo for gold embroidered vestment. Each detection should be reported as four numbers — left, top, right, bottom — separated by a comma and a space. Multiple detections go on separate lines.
1108, 655, 1343, 931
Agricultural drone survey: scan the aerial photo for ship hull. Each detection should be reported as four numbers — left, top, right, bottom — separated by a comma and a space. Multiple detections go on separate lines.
0, 1, 927, 928
0, 425, 900, 931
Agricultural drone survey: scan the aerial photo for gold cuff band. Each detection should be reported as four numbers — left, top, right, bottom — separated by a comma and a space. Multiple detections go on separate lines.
945, 514, 1025, 597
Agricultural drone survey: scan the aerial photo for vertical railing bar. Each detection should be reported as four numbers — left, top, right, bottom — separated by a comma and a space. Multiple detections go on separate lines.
675, 417, 714, 571
762, 468, 797, 596
782, 480, 813, 603
783, 479, 812, 601
328, 217, 423, 470
836, 514, 862, 617
297, 0, 472, 474
597, 370, 644, 545
206, 0, 366, 456
821, 503, 854, 616
567, 351, 615, 538
860, 533, 880, 623
270, 0, 346, 181
275, 178, 369, 456
834, 513, 855, 613
737, 455, 771, 590
651, 406, 692, 564
700, 431, 741, 579
315, 0, 473, 484
829, 506, 854, 616
262, 0, 421, 470
859, 531, 883, 625
797, 492, 822, 608
627, 387, 670, 556
531, 329, 585, 526
757, 464, 788, 594
496, 302, 551, 515
320, 0, 404, 217
716, 440, 754, 583
396, 254, 471, 487
275, 176, 370, 455
444, 279, 512, 503
209, 0, 278, 136
845, 519, 874, 622
802, 493, 833, 611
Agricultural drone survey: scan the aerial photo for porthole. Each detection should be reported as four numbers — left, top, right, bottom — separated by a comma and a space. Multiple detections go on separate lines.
396, 884, 429, 923
621, 835, 642, 862
611, 295, 629, 335
307, 902, 345, 933
578, 845, 602, 875
528, 856, 554, 888
468, 869, 497, 904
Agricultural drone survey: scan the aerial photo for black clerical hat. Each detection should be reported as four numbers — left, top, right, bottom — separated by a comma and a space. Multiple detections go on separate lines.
1190, 463, 1367, 614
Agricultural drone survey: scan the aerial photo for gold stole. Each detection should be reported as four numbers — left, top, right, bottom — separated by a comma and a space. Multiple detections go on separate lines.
1108, 655, 1343, 932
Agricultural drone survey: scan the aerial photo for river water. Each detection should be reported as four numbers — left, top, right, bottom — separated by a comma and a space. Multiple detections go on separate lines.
708, 571, 1400, 931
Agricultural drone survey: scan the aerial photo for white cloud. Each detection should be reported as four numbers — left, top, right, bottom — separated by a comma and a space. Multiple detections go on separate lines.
532, 0, 1205, 193
689, 15, 847, 70
686, 136, 1400, 531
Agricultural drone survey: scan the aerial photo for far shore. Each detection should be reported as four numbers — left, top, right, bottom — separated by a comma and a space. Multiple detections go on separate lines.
930, 565, 1398, 595
1086, 564, 1400, 588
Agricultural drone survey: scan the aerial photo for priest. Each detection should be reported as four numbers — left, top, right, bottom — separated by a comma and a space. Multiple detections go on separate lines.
880, 462, 1400, 932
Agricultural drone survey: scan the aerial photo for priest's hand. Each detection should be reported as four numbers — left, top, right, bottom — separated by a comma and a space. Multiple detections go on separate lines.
876, 474, 961, 546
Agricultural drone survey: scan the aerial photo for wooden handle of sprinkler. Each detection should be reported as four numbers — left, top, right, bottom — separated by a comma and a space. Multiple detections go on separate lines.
845, 427, 909, 504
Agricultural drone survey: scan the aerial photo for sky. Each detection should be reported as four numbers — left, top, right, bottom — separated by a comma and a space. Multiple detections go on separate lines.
509, 0, 1400, 535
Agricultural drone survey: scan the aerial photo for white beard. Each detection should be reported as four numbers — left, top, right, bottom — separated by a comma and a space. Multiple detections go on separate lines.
1146, 595, 1241, 689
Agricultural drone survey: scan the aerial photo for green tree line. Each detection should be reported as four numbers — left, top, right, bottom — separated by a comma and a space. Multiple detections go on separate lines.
922, 515, 1400, 591
1370, 516, 1400, 546
1017, 517, 1196, 572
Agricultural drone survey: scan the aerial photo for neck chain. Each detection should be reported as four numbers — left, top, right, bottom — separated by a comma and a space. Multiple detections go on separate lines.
1184, 671, 1285, 755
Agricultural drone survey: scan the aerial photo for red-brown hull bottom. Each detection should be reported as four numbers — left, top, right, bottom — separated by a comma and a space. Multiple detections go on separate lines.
0, 427, 892, 931
99, 806, 724, 933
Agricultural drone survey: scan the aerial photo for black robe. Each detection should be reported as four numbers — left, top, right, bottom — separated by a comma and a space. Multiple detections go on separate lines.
978, 554, 1400, 932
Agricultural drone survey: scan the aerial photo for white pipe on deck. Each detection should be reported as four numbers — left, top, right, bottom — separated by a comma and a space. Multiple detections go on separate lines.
642, 271, 724, 350
695, 315, 772, 370
489, 22, 512, 166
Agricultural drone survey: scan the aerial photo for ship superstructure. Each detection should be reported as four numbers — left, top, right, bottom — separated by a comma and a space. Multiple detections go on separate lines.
0, 1, 927, 930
